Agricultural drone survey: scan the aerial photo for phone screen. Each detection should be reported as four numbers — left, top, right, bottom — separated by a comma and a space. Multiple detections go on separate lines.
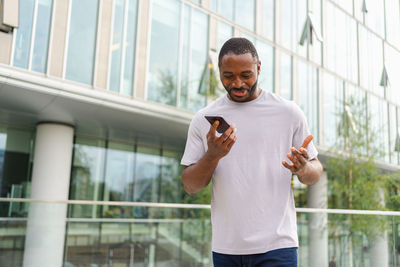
204, 116, 230, 133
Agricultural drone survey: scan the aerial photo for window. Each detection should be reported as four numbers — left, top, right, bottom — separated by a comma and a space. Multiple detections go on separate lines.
147, 0, 180, 106
108, 0, 138, 96
217, 21, 233, 50
279, 51, 292, 100
297, 60, 319, 143
308, 0, 322, 65
346, 84, 368, 156
69, 137, 105, 218
69, 135, 186, 218
364, 0, 385, 37
103, 142, 135, 204
389, 105, 399, 164
148, 1, 209, 112
211, 0, 255, 31
65, 0, 99, 85
0, 126, 34, 217
368, 94, 389, 162
185, 8, 209, 112
234, 0, 255, 30
322, 72, 344, 148
359, 26, 384, 97
262, 0, 274, 41
331, 0, 353, 14
256, 40, 273, 93
13, 0, 53, 73
385, 0, 400, 47
280, 0, 307, 57
325, 2, 358, 83
384, 43, 400, 104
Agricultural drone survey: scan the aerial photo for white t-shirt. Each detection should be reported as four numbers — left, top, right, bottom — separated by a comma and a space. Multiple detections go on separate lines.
181, 90, 318, 255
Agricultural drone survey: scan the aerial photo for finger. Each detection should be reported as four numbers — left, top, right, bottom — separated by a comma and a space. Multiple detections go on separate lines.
301, 135, 313, 148
224, 130, 236, 146
226, 135, 237, 150
282, 160, 295, 172
219, 124, 237, 144
219, 127, 233, 143
208, 120, 219, 140
296, 154, 307, 165
290, 154, 302, 169
299, 147, 309, 159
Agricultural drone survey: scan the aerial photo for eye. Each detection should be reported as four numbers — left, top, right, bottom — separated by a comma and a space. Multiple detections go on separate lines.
223, 74, 233, 79
242, 74, 252, 79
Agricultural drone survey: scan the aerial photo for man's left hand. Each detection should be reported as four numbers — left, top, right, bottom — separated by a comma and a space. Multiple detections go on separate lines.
282, 135, 313, 175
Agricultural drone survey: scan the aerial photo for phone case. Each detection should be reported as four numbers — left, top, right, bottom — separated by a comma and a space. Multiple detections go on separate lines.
204, 116, 230, 133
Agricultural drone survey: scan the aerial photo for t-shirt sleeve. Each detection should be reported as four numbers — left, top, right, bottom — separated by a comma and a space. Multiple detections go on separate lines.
181, 115, 206, 166
292, 105, 318, 160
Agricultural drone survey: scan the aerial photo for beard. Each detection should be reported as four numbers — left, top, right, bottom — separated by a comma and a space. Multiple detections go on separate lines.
224, 79, 258, 103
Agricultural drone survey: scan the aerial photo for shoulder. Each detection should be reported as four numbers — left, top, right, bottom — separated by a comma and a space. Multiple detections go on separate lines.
264, 92, 300, 115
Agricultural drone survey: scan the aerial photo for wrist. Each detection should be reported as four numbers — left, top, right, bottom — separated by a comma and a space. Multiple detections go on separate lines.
204, 151, 222, 163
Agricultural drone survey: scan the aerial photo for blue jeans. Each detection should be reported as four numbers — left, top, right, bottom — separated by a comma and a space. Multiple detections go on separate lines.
212, 247, 298, 267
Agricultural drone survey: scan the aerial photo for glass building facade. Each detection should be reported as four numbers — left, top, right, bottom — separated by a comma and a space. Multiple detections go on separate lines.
0, 0, 400, 266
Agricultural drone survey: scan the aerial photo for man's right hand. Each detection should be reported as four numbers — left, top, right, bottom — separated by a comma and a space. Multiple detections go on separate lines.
205, 120, 237, 160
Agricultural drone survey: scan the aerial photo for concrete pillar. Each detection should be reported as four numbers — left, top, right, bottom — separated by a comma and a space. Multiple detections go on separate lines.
370, 188, 388, 267
370, 235, 389, 267
307, 171, 328, 267
22, 123, 74, 267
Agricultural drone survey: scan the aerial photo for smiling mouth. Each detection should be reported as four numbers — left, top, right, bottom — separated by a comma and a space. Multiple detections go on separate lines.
231, 89, 248, 97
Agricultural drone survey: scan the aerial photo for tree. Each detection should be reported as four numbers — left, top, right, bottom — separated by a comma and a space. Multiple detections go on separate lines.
326, 94, 387, 266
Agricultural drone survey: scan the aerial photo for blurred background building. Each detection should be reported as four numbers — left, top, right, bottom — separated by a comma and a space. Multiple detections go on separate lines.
0, 0, 399, 266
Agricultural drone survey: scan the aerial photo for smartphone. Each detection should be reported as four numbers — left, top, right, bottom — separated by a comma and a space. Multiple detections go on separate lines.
205, 116, 230, 134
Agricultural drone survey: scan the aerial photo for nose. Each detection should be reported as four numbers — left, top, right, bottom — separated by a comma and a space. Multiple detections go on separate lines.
231, 77, 244, 88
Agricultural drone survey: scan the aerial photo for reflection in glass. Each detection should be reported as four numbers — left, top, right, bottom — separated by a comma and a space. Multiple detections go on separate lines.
389, 105, 399, 164
0, 127, 33, 217
308, 0, 322, 65
359, 26, 383, 97
280, 0, 307, 57
325, 2, 358, 83
109, 0, 138, 95
13, 0, 35, 69
279, 51, 292, 100
179, 5, 191, 110
31, 0, 53, 73
235, 0, 255, 30
256, 40, 273, 93
13, 0, 53, 73
134, 146, 160, 204
262, 0, 274, 41
369, 94, 389, 162
331, 0, 353, 14
109, 0, 125, 93
385, 0, 400, 47
384, 43, 400, 104
147, 0, 180, 106
365, 0, 385, 37
219, 0, 234, 21
187, 9, 209, 112
346, 84, 368, 156
103, 142, 135, 204
69, 137, 105, 218
322, 72, 343, 148
160, 150, 183, 204
217, 21, 233, 50
297, 60, 318, 143
65, 0, 99, 85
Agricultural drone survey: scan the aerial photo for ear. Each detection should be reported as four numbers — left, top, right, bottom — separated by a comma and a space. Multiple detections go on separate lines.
257, 60, 261, 75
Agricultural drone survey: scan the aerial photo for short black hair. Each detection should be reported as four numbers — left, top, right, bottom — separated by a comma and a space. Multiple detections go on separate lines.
218, 37, 259, 65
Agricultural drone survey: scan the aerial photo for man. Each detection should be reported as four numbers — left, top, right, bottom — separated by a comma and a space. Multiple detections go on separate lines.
181, 38, 323, 266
